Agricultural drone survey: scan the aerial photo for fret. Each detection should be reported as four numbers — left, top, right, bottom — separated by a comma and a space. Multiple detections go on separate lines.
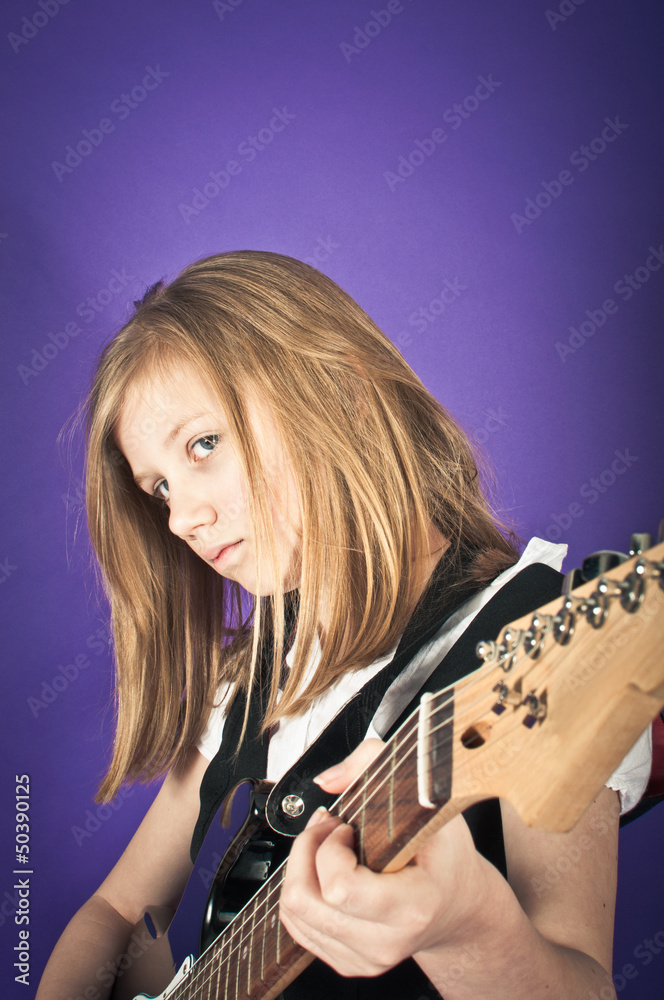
264, 875, 279, 978
232, 917, 241, 1000
196, 946, 206, 1000
357, 772, 368, 865
275, 901, 282, 966
224, 927, 231, 1000
260, 887, 267, 983
208, 935, 221, 1000
235, 937, 241, 999
388, 738, 396, 842
216, 924, 226, 1000
199, 955, 208, 1000
239, 914, 250, 1000
247, 897, 257, 996
203, 949, 213, 1000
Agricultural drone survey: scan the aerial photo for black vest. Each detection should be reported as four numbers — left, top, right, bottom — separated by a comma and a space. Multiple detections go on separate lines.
191, 560, 563, 999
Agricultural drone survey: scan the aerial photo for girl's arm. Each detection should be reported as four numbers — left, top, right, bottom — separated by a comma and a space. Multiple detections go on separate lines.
279, 739, 619, 1000
36, 746, 210, 1000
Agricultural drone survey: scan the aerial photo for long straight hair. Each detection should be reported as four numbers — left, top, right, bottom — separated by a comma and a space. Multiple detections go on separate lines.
86, 251, 518, 801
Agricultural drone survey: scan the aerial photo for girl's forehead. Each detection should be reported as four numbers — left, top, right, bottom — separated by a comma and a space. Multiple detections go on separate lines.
121, 364, 226, 419
113, 366, 228, 451
115, 363, 279, 447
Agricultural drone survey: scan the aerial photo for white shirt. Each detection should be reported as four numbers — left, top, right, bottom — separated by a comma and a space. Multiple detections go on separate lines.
197, 538, 652, 813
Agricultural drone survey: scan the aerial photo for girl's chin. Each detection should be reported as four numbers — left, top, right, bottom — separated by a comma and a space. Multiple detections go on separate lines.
207, 548, 301, 597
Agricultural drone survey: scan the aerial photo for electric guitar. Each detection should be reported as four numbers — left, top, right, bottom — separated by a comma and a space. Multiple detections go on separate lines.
116, 542, 664, 1000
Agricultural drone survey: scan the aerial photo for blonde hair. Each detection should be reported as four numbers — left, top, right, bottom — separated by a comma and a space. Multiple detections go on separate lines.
86, 250, 518, 801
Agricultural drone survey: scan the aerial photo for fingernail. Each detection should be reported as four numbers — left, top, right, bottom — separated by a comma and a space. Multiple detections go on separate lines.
313, 763, 343, 785
305, 806, 329, 828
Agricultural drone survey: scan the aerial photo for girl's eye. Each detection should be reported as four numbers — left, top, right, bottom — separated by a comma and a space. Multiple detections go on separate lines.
153, 479, 170, 501
191, 434, 220, 459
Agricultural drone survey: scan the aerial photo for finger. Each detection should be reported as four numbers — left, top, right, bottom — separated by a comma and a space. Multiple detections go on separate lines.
281, 850, 427, 976
281, 821, 432, 975
312, 822, 361, 907
281, 812, 342, 915
313, 825, 428, 921
281, 840, 410, 979
312, 737, 384, 793
280, 818, 362, 966
279, 902, 393, 979
296, 808, 440, 922
282, 818, 370, 935
282, 815, 366, 922
304, 805, 335, 829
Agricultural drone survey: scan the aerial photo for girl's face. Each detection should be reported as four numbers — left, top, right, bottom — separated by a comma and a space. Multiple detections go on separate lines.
115, 365, 302, 596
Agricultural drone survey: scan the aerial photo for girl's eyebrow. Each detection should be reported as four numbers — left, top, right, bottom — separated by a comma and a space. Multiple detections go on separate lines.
131, 413, 210, 488
163, 413, 208, 446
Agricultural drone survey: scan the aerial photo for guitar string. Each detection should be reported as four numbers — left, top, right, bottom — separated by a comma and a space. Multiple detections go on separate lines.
180, 647, 566, 1000
176, 641, 555, 998
333, 639, 543, 821
180, 677, 536, 1000
172, 647, 516, 996
342, 584, 647, 814
157, 571, 652, 994
328, 639, 540, 827
183, 706, 534, 1000
179, 595, 615, 997
183, 688, 572, 1000
172, 863, 290, 1000
175, 582, 654, 998
194, 563, 662, 996
319, 668, 549, 836
177, 661, 496, 996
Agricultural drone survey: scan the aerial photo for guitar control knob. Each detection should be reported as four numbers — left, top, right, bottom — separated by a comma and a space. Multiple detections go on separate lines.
281, 794, 305, 818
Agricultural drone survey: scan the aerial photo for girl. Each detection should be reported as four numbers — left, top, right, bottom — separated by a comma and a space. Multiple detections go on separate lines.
37, 250, 626, 1000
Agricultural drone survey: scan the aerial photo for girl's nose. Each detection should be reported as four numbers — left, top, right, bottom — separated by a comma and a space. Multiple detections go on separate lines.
167, 485, 216, 542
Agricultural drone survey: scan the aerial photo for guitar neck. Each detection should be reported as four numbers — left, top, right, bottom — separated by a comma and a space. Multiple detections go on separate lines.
172, 712, 438, 1000
172, 543, 664, 1000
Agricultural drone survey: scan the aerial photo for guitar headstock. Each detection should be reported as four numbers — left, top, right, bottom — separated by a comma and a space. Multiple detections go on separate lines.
435, 539, 664, 832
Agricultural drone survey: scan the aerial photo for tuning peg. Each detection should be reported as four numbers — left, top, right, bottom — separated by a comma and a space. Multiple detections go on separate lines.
657, 520, 664, 545
562, 568, 584, 596
580, 550, 628, 583
629, 533, 653, 556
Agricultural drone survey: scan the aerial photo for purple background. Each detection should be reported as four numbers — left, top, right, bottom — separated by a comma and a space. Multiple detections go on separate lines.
1, 0, 663, 996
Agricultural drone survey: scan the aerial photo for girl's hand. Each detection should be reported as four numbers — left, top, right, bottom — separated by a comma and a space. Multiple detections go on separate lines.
278, 739, 488, 978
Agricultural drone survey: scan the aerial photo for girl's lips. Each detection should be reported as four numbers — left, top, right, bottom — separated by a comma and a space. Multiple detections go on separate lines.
213, 540, 242, 569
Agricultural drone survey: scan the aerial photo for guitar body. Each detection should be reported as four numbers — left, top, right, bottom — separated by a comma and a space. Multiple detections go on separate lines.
112, 779, 292, 1000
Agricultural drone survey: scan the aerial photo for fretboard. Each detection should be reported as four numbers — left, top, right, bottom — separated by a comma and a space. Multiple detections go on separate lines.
170, 693, 454, 1000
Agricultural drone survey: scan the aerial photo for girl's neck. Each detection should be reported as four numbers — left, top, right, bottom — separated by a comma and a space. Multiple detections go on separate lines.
317, 523, 450, 654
